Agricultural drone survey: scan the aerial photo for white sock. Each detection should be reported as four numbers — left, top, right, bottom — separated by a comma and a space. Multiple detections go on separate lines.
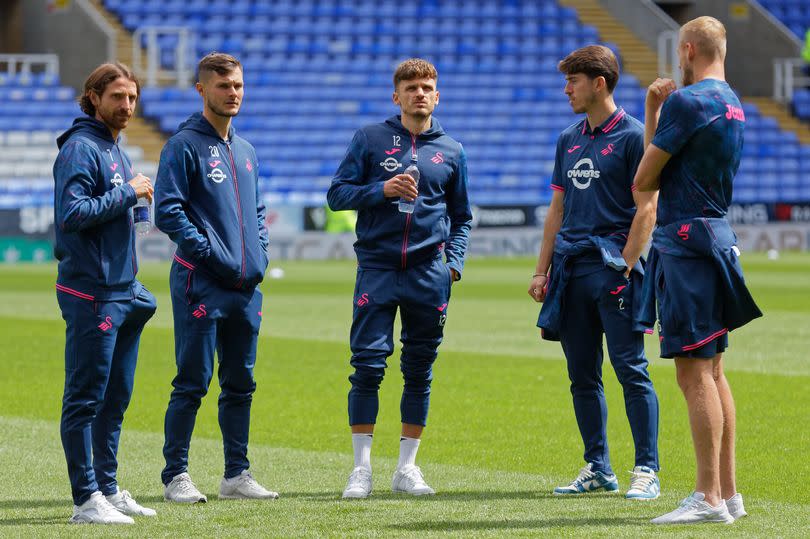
352, 433, 373, 470
397, 437, 420, 469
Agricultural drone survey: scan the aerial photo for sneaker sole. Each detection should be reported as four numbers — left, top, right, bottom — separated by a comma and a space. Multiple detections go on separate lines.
392, 489, 435, 496
69, 517, 134, 525
626, 493, 661, 500
553, 487, 621, 495
218, 493, 279, 500
342, 492, 372, 499
163, 497, 207, 504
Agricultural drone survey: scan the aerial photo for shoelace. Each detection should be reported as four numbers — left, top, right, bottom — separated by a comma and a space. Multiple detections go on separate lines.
117, 490, 134, 505
401, 466, 427, 487
677, 494, 703, 511
96, 494, 122, 514
570, 465, 595, 486
175, 478, 199, 495
349, 468, 371, 483
628, 471, 656, 491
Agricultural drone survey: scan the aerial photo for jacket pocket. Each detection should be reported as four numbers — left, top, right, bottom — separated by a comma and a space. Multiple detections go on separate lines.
202, 225, 241, 283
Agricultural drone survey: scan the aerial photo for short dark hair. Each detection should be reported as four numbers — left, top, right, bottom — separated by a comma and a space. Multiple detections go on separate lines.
197, 52, 242, 81
558, 45, 620, 94
393, 58, 438, 88
79, 62, 140, 116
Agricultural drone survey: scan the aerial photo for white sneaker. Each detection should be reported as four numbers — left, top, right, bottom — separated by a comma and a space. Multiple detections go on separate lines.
726, 493, 748, 520
342, 466, 373, 499
625, 466, 660, 500
219, 470, 279, 500
106, 488, 157, 516
651, 491, 734, 524
164, 472, 207, 504
69, 491, 134, 525
392, 465, 435, 496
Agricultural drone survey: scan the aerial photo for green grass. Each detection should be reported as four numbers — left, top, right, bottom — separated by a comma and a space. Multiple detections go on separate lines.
1, 254, 808, 537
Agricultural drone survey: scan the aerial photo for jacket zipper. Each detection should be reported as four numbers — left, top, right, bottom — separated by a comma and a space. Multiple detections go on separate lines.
401, 133, 417, 269
226, 143, 246, 288
115, 144, 138, 277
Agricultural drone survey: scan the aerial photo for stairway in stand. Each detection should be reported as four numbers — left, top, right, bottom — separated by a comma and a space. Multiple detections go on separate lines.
87, 0, 167, 162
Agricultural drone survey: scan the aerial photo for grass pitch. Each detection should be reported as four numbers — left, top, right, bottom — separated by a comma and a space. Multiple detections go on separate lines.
0, 254, 808, 537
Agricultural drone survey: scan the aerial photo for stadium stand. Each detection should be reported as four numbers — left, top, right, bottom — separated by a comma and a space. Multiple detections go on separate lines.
2, 0, 809, 207
0, 74, 153, 209
759, 0, 809, 40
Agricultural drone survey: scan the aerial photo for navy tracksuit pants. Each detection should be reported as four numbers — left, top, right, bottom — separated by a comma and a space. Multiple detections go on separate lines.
557, 267, 659, 475
162, 259, 263, 484
58, 282, 156, 505
348, 256, 453, 427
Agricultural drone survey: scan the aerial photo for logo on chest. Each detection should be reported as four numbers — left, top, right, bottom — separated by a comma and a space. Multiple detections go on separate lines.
379, 157, 403, 173
207, 159, 227, 184
110, 173, 124, 187
567, 158, 601, 190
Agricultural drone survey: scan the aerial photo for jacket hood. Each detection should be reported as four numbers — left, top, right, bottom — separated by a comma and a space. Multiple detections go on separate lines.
385, 115, 445, 139
56, 116, 116, 149
177, 112, 235, 141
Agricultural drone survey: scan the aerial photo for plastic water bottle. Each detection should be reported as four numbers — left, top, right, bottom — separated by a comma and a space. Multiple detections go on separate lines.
398, 164, 419, 214
133, 197, 151, 236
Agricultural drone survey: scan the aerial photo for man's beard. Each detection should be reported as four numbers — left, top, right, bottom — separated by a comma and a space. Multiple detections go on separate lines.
210, 102, 239, 117
682, 65, 694, 86
99, 108, 130, 130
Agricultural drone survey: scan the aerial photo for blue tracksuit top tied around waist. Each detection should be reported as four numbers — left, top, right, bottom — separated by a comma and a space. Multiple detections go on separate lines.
53, 117, 140, 301
327, 115, 472, 276
638, 217, 762, 334
155, 112, 269, 290
537, 234, 648, 340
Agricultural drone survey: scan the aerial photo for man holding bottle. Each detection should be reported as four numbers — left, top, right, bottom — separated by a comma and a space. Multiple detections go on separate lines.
327, 58, 472, 499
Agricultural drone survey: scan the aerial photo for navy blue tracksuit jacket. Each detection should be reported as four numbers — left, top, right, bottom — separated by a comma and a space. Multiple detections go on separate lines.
327, 115, 472, 276
155, 112, 268, 290
54, 117, 140, 300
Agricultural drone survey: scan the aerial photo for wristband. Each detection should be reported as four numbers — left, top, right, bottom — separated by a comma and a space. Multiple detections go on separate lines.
532, 273, 547, 279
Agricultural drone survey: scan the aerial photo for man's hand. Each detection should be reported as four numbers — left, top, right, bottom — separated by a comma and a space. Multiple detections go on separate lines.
383, 173, 418, 201
450, 268, 459, 283
128, 173, 154, 202
528, 274, 548, 303
646, 78, 677, 112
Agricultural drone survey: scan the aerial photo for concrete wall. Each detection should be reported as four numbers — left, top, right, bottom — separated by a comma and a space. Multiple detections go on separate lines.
0, 1, 24, 52
599, 0, 680, 50
653, 0, 801, 96
20, 0, 115, 89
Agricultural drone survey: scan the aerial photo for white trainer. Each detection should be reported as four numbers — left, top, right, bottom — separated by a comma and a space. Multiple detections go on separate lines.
342, 466, 373, 499
392, 465, 435, 496
106, 488, 157, 516
219, 470, 279, 500
164, 472, 207, 504
625, 466, 660, 500
726, 493, 748, 520
651, 491, 734, 524
69, 491, 134, 525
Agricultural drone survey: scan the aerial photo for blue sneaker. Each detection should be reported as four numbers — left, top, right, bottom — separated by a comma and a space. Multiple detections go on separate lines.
625, 466, 660, 500
553, 463, 619, 495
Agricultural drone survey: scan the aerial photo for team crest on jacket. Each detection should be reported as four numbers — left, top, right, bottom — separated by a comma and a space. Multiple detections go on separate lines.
111, 173, 123, 187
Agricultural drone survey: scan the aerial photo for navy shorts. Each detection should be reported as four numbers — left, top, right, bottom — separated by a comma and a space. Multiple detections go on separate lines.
655, 253, 729, 359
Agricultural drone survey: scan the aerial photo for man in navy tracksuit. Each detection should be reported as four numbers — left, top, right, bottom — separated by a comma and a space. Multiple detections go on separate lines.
54, 63, 157, 524
328, 59, 472, 499
155, 53, 277, 503
634, 17, 761, 525
529, 46, 661, 500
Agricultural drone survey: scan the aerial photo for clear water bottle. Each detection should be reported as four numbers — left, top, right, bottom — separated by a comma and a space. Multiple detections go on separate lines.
133, 197, 151, 236
398, 164, 420, 214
